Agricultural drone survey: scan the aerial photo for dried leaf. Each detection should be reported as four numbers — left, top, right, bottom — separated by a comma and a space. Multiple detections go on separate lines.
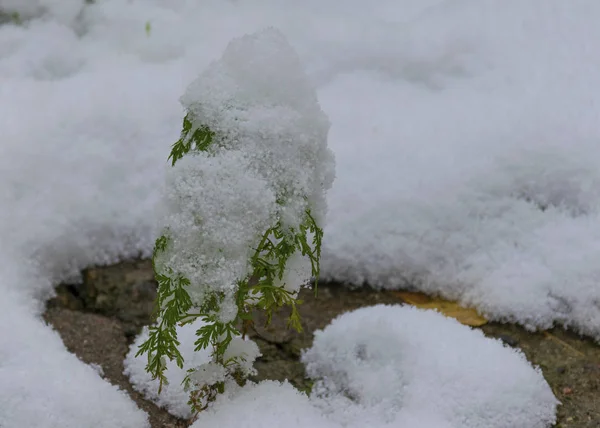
561, 386, 574, 396
543, 331, 586, 357
393, 291, 488, 327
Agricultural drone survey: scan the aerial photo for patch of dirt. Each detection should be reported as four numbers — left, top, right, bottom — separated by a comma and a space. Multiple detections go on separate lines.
480, 323, 600, 428
43, 307, 187, 428
45, 260, 600, 428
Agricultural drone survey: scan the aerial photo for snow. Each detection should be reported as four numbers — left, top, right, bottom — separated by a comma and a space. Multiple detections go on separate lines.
125, 319, 261, 419
159, 150, 277, 304
155, 27, 334, 314
124, 305, 557, 428
222, 337, 261, 377
0, 257, 149, 428
125, 319, 262, 419
124, 321, 213, 419
302, 305, 557, 428
190, 380, 340, 428
1, 0, 599, 425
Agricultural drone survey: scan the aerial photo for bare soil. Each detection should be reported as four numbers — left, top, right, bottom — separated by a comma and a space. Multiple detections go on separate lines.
44, 260, 600, 427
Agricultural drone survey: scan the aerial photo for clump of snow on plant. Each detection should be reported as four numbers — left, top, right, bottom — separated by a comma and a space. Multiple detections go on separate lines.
125, 319, 208, 419
181, 27, 336, 228
302, 305, 558, 428
124, 319, 261, 419
154, 27, 335, 317
276, 252, 313, 294
156, 151, 277, 313
223, 337, 261, 377
188, 363, 227, 389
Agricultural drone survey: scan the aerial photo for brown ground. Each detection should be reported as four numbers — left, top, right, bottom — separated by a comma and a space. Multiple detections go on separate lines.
44, 260, 600, 428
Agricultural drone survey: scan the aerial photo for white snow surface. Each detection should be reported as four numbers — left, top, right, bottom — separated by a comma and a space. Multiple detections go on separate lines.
302, 305, 557, 428
0, 255, 150, 428
190, 380, 340, 428
124, 305, 557, 428
1, 0, 598, 425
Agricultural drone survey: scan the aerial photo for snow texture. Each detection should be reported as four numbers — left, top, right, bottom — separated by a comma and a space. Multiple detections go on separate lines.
124, 320, 213, 419
124, 319, 262, 419
303, 305, 558, 428
0, 258, 149, 428
155, 27, 335, 317
1, 0, 598, 425
158, 150, 277, 307
189, 381, 339, 428
223, 337, 262, 377
128, 305, 556, 428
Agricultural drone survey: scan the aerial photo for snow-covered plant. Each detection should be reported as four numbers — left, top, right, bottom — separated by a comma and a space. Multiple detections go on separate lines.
136, 28, 335, 414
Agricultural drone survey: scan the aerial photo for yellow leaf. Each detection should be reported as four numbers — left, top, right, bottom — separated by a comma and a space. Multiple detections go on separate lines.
393, 291, 488, 327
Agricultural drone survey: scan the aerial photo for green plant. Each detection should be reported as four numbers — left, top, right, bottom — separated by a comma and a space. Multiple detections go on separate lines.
135, 28, 335, 417
11, 11, 21, 25
137, 120, 323, 412
0, 10, 21, 25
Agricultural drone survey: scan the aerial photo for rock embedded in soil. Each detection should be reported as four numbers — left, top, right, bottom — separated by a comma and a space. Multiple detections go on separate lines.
47, 260, 158, 330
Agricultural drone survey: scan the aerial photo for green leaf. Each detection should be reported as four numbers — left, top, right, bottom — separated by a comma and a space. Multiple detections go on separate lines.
168, 114, 216, 166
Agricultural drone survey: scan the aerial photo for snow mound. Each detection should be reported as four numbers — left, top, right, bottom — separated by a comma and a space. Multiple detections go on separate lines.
127, 305, 557, 428
303, 305, 558, 428
190, 381, 338, 428
319, 0, 600, 339
0, 258, 149, 428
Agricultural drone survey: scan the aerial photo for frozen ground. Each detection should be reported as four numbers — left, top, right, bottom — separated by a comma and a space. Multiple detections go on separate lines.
1, 0, 599, 426
123, 307, 557, 428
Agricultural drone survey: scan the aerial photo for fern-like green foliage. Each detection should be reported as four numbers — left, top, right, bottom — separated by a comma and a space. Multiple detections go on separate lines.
167, 113, 215, 166
137, 113, 324, 415
0, 10, 21, 25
